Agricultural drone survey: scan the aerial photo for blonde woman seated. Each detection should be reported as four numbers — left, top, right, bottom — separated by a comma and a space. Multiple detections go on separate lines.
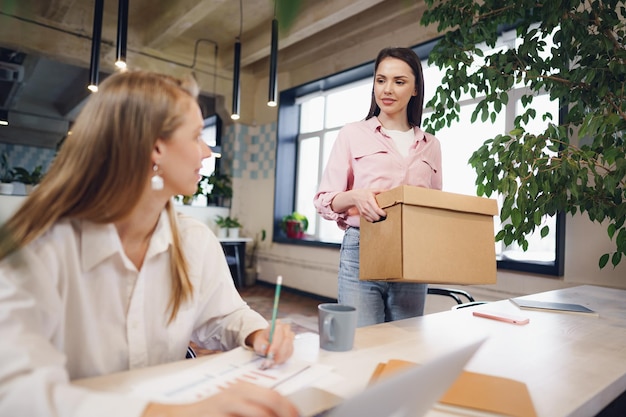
0, 71, 297, 417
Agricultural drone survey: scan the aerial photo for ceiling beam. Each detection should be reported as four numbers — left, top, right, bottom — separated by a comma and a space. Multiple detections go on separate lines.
142, 0, 228, 49
0, 14, 94, 70
40, 0, 77, 22
274, 1, 428, 73
225, 0, 387, 69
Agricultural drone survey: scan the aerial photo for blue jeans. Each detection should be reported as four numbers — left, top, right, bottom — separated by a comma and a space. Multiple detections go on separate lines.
338, 227, 427, 327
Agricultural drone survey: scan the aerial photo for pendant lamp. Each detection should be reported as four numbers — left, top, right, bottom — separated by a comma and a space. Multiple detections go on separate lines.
231, 0, 243, 120
88, 0, 104, 92
231, 39, 241, 120
115, 0, 129, 69
267, 17, 278, 107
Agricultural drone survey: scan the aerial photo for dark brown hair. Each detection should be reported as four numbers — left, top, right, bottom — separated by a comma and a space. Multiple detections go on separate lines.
365, 47, 425, 127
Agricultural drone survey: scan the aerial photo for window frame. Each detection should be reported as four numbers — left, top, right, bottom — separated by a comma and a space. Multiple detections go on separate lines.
273, 36, 565, 276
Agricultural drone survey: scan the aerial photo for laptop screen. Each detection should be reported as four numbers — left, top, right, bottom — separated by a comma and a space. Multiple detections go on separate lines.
290, 337, 486, 417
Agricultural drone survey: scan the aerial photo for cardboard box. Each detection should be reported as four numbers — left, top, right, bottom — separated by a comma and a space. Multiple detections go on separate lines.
359, 186, 498, 285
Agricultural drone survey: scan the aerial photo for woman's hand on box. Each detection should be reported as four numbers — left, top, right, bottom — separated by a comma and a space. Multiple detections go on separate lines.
332, 189, 387, 222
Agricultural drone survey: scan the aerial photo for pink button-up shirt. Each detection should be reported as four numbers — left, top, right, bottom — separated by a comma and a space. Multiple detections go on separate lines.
313, 117, 442, 230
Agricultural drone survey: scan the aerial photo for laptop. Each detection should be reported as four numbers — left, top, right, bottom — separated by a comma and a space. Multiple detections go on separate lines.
288, 337, 486, 417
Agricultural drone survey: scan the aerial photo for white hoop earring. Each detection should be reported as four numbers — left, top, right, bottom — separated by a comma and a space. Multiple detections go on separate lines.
151, 163, 164, 190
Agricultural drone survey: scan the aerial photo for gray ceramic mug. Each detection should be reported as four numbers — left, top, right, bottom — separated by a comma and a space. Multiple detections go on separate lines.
318, 303, 357, 351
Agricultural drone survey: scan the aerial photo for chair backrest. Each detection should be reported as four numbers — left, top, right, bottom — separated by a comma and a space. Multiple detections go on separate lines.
427, 287, 475, 304
451, 301, 487, 310
427, 287, 488, 310
186, 346, 197, 359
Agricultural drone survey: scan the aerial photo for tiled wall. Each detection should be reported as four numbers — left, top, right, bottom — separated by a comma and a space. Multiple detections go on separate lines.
222, 122, 276, 180
0, 143, 56, 173
0, 123, 276, 195
1, 121, 277, 182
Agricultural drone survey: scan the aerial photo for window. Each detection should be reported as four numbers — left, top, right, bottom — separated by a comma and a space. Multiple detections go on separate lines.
275, 31, 564, 275
294, 80, 372, 243
175, 114, 222, 207
200, 115, 219, 177
422, 74, 562, 269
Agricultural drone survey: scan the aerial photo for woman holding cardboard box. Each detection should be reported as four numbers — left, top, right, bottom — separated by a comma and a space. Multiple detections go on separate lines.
313, 47, 443, 327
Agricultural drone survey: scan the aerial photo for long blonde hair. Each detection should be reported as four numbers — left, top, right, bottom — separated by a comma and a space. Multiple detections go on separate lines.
0, 70, 199, 322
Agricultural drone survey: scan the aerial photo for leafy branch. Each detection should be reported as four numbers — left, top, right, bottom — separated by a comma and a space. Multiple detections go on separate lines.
422, 0, 626, 268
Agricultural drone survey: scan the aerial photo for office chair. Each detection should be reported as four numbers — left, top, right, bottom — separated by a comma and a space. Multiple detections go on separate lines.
427, 287, 475, 304
427, 287, 487, 309
186, 346, 197, 359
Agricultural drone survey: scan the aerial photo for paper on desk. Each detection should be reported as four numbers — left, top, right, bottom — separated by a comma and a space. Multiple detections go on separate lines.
129, 347, 333, 404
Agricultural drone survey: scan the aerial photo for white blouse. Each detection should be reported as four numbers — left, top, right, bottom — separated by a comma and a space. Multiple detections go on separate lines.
0, 211, 268, 417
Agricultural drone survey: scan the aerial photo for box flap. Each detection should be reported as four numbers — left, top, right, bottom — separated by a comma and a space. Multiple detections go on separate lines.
375, 186, 498, 216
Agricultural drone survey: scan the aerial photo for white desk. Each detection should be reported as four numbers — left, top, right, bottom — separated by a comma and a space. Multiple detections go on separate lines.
74, 285, 626, 416
217, 237, 253, 243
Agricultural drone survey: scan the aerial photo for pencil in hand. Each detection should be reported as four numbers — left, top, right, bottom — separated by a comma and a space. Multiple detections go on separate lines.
259, 275, 282, 370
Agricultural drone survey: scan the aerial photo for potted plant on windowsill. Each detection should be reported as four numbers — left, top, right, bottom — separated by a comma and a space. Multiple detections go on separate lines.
281, 212, 309, 239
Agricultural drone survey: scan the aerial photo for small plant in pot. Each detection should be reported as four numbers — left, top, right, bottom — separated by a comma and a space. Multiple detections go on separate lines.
281, 212, 309, 239
0, 152, 15, 195
12, 165, 44, 194
215, 215, 242, 239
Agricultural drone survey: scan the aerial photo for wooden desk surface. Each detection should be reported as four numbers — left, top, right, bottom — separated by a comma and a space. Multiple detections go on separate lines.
74, 285, 626, 417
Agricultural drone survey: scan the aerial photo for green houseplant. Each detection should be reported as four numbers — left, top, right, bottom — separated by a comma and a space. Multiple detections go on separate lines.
215, 215, 242, 238
420, 0, 626, 268
0, 152, 14, 195
12, 165, 44, 185
207, 171, 233, 207
12, 165, 45, 194
0, 152, 13, 183
281, 212, 309, 239
215, 215, 242, 229
246, 229, 267, 270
